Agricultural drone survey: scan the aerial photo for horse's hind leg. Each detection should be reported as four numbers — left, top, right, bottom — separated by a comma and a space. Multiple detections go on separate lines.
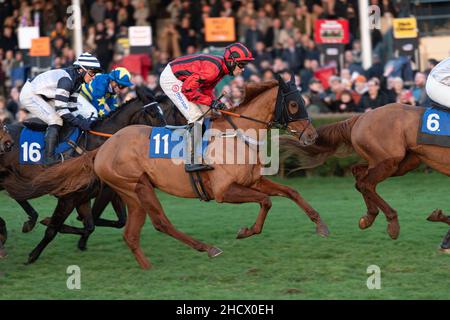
122, 199, 151, 269
27, 197, 75, 264
75, 201, 95, 251
135, 174, 221, 258
92, 185, 127, 228
356, 158, 403, 239
352, 165, 379, 230
250, 177, 329, 237
0, 217, 7, 258
440, 228, 450, 252
0, 217, 7, 244
16, 200, 38, 233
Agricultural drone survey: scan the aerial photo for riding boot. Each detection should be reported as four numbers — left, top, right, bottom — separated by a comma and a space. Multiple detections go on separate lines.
43, 124, 61, 165
441, 229, 450, 249
184, 121, 213, 172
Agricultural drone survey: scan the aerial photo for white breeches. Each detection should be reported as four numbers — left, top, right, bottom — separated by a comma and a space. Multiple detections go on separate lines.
159, 65, 206, 124
426, 75, 450, 108
19, 81, 63, 126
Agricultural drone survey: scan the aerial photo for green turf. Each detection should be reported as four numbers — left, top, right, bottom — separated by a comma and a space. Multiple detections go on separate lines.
0, 172, 448, 299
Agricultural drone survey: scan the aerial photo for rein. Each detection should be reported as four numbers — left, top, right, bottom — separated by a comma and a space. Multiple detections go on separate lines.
86, 101, 160, 139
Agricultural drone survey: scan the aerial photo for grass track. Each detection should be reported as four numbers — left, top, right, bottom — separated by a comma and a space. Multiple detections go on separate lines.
0, 172, 448, 299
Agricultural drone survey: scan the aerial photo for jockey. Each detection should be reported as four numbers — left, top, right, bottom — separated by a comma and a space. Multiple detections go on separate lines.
160, 42, 255, 172
425, 56, 450, 108
76, 67, 133, 119
19, 52, 102, 165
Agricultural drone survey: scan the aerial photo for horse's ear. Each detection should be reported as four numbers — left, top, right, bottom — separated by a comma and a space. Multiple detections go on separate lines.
136, 85, 155, 104
276, 73, 288, 91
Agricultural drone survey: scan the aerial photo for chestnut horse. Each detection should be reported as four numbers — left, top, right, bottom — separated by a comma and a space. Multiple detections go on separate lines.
281, 103, 450, 240
28, 76, 329, 268
0, 122, 14, 258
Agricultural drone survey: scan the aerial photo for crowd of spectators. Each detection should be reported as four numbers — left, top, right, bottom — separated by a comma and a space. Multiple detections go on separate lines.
0, 0, 438, 125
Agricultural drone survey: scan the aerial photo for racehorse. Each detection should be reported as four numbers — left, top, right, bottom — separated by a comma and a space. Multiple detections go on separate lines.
26, 75, 329, 268
0, 86, 169, 254
0, 122, 14, 258
280, 102, 450, 240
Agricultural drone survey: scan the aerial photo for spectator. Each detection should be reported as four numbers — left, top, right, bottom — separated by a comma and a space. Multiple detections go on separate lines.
0, 27, 18, 53
90, 0, 106, 24
335, 89, 358, 113
397, 89, 415, 106
0, 96, 14, 124
281, 37, 305, 74
357, 78, 389, 112
305, 78, 330, 114
244, 18, 264, 53
411, 72, 428, 106
134, 0, 149, 26
6, 87, 20, 117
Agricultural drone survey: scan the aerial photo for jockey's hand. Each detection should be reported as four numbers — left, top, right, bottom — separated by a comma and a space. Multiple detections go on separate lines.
61, 113, 95, 131
210, 99, 226, 110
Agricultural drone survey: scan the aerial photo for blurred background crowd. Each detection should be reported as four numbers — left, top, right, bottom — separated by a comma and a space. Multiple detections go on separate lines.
0, 0, 442, 125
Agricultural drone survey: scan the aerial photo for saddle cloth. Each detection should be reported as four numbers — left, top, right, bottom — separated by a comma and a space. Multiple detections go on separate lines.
417, 105, 450, 147
148, 118, 211, 159
19, 127, 80, 164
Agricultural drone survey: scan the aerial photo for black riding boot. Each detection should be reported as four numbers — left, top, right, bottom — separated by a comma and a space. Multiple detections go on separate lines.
43, 124, 61, 165
184, 122, 213, 172
441, 229, 450, 250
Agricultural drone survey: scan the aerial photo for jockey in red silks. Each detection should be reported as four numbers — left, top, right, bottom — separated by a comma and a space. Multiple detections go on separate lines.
160, 43, 255, 172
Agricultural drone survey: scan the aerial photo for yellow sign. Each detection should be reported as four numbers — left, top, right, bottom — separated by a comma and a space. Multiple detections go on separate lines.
30, 37, 51, 56
393, 18, 418, 39
205, 17, 236, 42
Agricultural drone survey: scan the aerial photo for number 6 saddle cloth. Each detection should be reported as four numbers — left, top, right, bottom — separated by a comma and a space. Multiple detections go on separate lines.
417, 102, 450, 147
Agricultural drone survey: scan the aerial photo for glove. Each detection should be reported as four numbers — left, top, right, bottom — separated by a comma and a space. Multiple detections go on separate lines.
61, 113, 95, 131
210, 99, 226, 110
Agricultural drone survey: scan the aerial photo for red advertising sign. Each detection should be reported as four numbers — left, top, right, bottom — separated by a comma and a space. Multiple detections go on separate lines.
314, 19, 350, 44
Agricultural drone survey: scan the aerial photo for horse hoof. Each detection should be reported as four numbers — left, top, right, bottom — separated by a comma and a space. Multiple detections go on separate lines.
236, 227, 251, 239
208, 247, 223, 258
387, 223, 400, 240
40, 217, 51, 226
22, 220, 36, 233
439, 247, 450, 254
359, 216, 374, 229
316, 223, 330, 237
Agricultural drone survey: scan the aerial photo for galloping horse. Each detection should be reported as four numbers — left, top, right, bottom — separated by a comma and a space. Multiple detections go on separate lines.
0, 122, 14, 258
280, 102, 450, 240
0, 87, 168, 254
25, 75, 329, 268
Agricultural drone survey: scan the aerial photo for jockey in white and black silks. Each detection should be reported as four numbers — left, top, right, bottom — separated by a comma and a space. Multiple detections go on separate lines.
19, 52, 102, 164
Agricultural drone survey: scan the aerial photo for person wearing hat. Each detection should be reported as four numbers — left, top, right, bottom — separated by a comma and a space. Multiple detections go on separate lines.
19, 52, 102, 164
159, 42, 255, 172
77, 67, 133, 119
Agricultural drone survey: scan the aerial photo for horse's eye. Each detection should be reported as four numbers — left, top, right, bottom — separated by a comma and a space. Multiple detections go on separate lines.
288, 101, 299, 114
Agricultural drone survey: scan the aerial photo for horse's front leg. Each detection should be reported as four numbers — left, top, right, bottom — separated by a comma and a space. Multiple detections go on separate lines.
440, 228, 450, 252
0, 217, 6, 258
16, 200, 38, 233
251, 177, 329, 237
217, 182, 272, 239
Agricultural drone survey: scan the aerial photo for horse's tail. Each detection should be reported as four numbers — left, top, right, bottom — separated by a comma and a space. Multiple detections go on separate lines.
280, 115, 361, 170
5, 149, 99, 201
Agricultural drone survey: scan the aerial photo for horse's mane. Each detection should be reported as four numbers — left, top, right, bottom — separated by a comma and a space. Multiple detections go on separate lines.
240, 80, 278, 106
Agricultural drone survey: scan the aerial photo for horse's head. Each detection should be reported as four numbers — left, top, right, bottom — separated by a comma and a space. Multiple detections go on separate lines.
135, 85, 167, 126
275, 73, 317, 146
0, 124, 13, 153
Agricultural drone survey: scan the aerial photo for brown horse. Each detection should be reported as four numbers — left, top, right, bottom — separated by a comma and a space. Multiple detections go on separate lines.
0, 122, 14, 258
281, 102, 450, 240
28, 76, 329, 268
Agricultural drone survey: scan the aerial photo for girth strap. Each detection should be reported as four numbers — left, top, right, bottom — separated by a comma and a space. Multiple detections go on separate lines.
188, 172, 210, 202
